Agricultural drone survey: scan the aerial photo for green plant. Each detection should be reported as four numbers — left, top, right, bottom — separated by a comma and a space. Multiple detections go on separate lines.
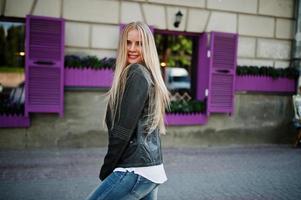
64, 55, 116, 70
155, 34, 192, 69
0, 66, 24, 73
236, 65, 299, 79
0, 103, 24, 116
0, 24, 25, 68
81, 56, 102, 69
101, 57, 116, 70
64, 55, 81, 68
166, 100, 205, 114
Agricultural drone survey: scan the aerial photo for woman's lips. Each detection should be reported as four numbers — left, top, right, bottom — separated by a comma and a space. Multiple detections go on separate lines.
128, 55, 138, 59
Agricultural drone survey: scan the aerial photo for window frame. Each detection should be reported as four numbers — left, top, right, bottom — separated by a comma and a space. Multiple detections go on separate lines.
153, 29, 202, 101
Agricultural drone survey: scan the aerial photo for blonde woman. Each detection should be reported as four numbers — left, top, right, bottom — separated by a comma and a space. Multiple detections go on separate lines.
86, 22, 170, 200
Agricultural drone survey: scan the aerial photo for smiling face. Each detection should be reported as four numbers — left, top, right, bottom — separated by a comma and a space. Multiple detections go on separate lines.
126, 29, 143, 64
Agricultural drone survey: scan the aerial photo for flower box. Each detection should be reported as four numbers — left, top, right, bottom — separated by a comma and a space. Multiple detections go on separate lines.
0, 115, 30, 128
165, 113, 208, 126
64, 67, 113, 87
235, 76, 296, 93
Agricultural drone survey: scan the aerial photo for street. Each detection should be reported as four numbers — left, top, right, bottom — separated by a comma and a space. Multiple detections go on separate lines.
0, 145, 300, 200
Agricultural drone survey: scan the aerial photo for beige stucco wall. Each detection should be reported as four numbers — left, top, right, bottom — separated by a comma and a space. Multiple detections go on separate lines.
2, 0, 295, 68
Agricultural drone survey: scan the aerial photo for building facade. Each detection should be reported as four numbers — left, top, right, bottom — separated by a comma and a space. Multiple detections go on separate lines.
0, 0, 297, 149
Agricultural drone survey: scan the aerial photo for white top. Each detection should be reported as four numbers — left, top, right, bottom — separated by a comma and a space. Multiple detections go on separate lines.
114, 164, 167, 184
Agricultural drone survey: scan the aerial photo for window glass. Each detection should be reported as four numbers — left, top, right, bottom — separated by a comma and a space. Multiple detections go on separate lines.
0, 21, 25, 72
154, 32, 198, 101
0, 20, 25, 115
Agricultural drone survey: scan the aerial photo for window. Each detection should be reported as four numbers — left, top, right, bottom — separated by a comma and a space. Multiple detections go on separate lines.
155, 30, 238, 115
154, 30, 199, 101
0, 19, 25, 85
0, 18, 26, 115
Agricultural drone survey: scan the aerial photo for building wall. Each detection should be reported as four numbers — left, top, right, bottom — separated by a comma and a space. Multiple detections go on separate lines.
0, 91, 295, 149
1, 0, 295, 67
0, 0, 297, 149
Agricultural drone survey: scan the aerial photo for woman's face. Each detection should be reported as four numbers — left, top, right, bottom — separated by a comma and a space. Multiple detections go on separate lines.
127, 29, 143, 64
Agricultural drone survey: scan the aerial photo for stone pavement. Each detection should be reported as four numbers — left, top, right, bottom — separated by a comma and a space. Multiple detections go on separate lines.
0, 145, 300, 200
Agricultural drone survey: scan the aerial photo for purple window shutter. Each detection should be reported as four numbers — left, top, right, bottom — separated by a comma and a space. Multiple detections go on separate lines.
196, 33, 209, 101
206, 32, 238, 115
25, 15, 65, 117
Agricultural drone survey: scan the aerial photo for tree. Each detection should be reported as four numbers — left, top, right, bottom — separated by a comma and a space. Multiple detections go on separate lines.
0, 26, 6, 66
5, 25, 25, 68
155, 34, 192, 69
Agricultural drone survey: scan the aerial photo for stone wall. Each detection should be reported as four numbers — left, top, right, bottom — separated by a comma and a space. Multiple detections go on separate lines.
0, 91, 295, 149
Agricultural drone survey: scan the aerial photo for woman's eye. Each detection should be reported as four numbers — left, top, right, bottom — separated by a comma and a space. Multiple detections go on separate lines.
136, 42, 142, 47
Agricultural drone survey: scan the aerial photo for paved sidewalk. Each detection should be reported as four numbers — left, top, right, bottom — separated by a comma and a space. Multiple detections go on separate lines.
0, 145, 300, 200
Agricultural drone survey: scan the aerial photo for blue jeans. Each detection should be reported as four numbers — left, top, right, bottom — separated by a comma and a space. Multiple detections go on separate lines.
86, 171, 159, 200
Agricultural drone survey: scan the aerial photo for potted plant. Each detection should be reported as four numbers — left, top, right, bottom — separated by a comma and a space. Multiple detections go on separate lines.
165, 100, 208, 125
64, 55, 116, 87
235, 66, 298, 93
0, 85, 30, 128
0, 104, 30, 128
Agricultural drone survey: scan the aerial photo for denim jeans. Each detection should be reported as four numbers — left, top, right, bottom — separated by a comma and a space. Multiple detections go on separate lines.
86, 171, 159, 200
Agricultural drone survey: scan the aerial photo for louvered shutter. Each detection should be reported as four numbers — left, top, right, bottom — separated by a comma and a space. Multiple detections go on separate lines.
196, 33, 209, 101
25, 15, 64, 117
207, 32, 238, 115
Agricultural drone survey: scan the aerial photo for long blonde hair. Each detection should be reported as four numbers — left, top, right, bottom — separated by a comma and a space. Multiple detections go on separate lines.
103, 21, 170, 135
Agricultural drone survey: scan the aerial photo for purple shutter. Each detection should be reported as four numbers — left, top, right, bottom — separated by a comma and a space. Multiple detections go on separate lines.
207, 32, 238, 115
196, 33, 209, 101
25, 15, 64, 117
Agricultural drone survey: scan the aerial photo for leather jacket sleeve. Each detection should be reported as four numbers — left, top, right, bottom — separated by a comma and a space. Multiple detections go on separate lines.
99, 67, 149, 180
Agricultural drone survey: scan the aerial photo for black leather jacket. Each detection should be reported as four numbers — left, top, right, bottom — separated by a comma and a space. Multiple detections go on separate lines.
99, 63, 163, 181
